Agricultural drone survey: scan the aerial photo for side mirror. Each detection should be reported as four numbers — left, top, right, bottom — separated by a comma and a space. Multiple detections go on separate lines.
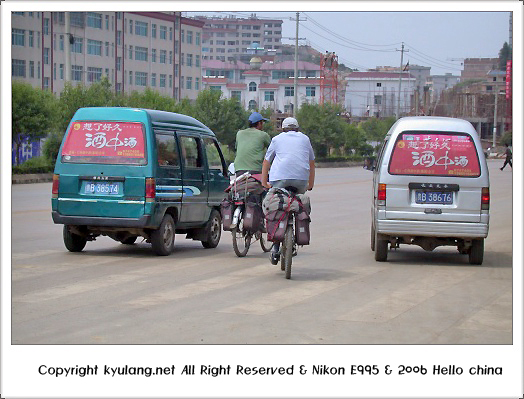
227, 163, 235, 176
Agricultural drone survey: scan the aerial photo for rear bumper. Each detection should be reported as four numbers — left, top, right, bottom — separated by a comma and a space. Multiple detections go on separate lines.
52, 211, 153, 228
377, 219, 488, 238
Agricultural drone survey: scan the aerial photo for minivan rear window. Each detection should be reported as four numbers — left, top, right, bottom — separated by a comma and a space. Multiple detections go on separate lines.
61, 121, 146, 164
388, 131, 480, 177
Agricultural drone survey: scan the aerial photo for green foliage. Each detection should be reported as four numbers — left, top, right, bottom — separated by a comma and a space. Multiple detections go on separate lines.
12, 81, 58, 165
498, 42, 512, 70
124, 88, 177, 111
358, 116, 395, 142
12, 156, 54, 174
500, 131, 512, 146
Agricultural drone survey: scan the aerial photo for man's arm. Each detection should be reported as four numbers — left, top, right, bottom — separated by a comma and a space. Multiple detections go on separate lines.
261, 159, 272, 188
308, 160, 315, 191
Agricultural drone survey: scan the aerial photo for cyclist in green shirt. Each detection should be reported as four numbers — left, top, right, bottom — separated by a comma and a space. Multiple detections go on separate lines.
234, 112, 271, 176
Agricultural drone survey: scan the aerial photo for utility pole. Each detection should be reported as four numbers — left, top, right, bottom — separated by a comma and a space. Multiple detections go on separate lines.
493, 91, 499, 148
294, 12, 299, 116
396, 42, 408, 119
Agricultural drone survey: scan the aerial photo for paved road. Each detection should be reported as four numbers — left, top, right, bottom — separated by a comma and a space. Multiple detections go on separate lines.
10, 161, 512, 344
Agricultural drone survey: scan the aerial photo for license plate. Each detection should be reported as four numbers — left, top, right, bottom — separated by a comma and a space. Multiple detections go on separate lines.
415, 191, 452, 204
83, 182, 121, 195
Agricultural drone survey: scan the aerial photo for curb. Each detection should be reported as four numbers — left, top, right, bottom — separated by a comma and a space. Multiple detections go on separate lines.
12, 173, 53, 184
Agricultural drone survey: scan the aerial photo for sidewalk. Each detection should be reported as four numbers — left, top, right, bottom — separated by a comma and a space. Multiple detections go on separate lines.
12, 173, 53, 184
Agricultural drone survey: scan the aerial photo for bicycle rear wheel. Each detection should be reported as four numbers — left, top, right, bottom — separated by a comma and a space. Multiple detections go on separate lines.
232, 218, 251, 257
281, 225, 294, 279
259, 219, 272, 252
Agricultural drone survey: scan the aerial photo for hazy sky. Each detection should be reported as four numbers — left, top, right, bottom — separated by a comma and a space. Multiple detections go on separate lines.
186, 10, 511, 76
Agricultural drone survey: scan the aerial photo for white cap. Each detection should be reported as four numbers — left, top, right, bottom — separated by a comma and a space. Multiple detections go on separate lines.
282, 117, 299, 129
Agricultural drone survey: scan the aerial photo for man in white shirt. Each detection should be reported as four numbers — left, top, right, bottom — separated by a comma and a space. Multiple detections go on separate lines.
261, 117, 315, 193
261, 117, 315, 264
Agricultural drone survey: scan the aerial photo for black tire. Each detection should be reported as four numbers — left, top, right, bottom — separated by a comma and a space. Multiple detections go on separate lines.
468, 238, 484, 265
121, 236, 137, 245
63, 225, 87, 252
151, 214, 175, 256
259, 220, 272, 252
371, 223, 376, 251
201, 210, 222, 249
282, 225, 294, 279
374, 232, 388, 262
232, 218, 251, 257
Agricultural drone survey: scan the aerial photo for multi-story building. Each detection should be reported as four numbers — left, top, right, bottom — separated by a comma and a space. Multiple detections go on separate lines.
11, 11, 204, 101
345, 71, 415, 117
202, 58, 321, 114
461, 58, 499, 81
426, 73, 460, 103
193, 14, 283, 63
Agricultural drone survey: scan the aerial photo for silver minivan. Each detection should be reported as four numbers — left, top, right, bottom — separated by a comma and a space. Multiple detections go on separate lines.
370, 116, 490, 264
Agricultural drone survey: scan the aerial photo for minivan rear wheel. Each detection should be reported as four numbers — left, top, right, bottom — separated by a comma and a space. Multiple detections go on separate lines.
374, 232, 388, 262
63, 225, 87, 252
468, 238, 484, 265
151, 214, 175, 256
201, 210, 222, 249
371, 224, 376, 251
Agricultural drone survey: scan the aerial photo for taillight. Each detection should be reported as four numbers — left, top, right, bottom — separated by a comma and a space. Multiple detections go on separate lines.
145, 178, 156, 202
52, 174, 59, 198
481, 187, 490, 210
377, 183, 386, 205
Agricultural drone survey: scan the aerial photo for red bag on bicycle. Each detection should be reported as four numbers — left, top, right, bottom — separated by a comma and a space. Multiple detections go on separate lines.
244, 200, 264, 233
295, 209, 311, 245
266, 210, 289, 242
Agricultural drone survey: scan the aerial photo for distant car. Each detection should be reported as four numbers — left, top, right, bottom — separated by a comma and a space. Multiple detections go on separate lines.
369, 116, 490, 264
51, 107, 230, 255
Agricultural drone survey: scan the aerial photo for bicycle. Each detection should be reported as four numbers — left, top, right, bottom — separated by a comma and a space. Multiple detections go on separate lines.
265, 186, 310, 279
226, 173, 272, 257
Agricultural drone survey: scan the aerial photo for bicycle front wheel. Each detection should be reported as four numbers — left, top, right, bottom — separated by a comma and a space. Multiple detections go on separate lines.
232, 218, 251, 257
259, 219, 272, 252
281, 225, 294, 279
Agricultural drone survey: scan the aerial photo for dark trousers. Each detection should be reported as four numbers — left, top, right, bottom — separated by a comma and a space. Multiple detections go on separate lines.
501, 157, 512, 170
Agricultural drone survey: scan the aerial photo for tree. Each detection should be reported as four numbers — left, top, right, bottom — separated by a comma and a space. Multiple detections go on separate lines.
124, 88, 177, 111
498, 42, 512, 70
12, 81, 58, 165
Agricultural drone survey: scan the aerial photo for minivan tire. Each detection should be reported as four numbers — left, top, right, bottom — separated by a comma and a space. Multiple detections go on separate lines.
371, 224, 376, 251
63, 226, 87, 252
469, 238, 484, 265
374, 232, 388, 262
151, 214, 175, 256
201, 209, 222, 249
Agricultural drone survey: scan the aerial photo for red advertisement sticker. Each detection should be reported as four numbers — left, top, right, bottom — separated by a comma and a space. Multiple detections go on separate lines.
62, 121, 145, 158
389, 133, 480, 177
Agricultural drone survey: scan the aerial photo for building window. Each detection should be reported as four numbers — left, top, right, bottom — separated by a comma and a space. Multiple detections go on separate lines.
284, 86, 294, 97
30, 61, 35, 78
248, 100, 257, 110
37, 61, 40, 79
72, 65, 83, 81
43, 18, 49, 35
376, 82, 382, 87
195, 77, 200, 90
135, 21, 148, 37
87, 67, 102, 82
196, 32, 201, 45
87, 13, 102, 29
160, 50, 166, 64
160, 74, 166, 88
59, 34, 64, 50
116, 57, 121, 71
169, 27, 173, 41
264, 91, 274, 101
374, 95, 382, 105
249, 82, 257, 92
12, 59, 26, 77
70, 12, 84, 28
186, 77, 192, 90
54, 63, 57, 80
71, 37, 83, 53
129, 71, 133, 85
105, 42, 109, 56
151, 49, 156, 62
129, 19, 133, 34
135, 46, 148, 61
44, 77, 50, 89
181, 30, 185, 43
106, 14, 109, 30
175, 40, 179, 54
151, 73, 156, 87
175, 64, 179, 78
160, 25, 167, 40
272, 70, 294, 79
12, 29, 25, 46
169, 75, 172, 88
29, 31, 34, 47
58, 64, 63, 79
306, 86, 316, 97
186, 54, 192, 67
231, 91, 241, 101
152, 24, 157, 38
169, 51, 173, 64
135, 72, 147, 86
44, 48, 50, 64
187, 30, 193, 44
87, 39, 102, 56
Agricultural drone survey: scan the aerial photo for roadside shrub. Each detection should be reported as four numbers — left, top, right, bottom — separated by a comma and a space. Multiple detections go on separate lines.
43, 131, 64, 163
315, 155, 364, 163
500, 131, 512, 146
12, 156, 54, 174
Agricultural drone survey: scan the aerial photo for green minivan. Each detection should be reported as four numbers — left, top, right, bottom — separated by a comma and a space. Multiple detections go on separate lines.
51, 107, 230, 255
